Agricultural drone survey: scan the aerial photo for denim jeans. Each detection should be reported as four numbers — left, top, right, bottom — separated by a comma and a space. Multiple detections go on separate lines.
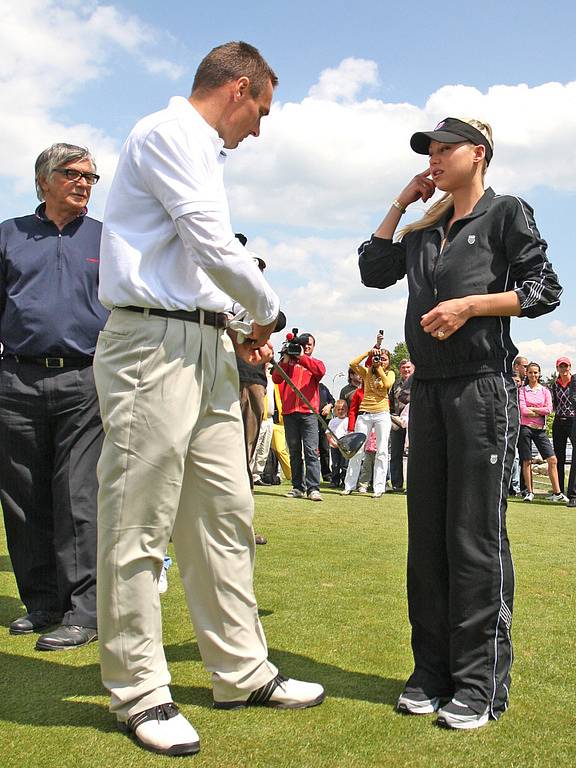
283, 412, 321, 493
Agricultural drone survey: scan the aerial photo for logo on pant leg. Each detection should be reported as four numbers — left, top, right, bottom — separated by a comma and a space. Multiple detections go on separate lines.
490, 454, 498, 464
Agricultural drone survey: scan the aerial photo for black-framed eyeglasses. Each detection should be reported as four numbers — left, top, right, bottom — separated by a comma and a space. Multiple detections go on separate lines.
53, 167, 100, 185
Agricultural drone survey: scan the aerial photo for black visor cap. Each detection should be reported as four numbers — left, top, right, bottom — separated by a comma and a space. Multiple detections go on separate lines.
410, 118, 493, 165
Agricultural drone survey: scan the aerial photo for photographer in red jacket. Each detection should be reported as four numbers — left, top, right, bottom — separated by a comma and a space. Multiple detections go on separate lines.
272, 331, 326, 501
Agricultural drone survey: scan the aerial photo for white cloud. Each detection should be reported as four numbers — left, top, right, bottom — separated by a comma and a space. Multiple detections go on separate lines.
247, 235, 408, 380
228, 68, 576, 230
308, 57, 379, 102
0, 0, 185, 214
549, 320, 576, 339
512, 337, 576, 379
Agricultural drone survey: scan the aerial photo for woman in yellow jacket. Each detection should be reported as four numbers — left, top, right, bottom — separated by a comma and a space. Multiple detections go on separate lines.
341, 339, 395, 498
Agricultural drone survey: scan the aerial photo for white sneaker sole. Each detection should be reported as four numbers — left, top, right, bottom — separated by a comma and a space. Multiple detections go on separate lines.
397, 695, 441, 715
437, 708, 490, 730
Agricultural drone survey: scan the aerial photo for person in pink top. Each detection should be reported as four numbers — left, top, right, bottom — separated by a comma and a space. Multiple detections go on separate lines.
518, 362, 566, 502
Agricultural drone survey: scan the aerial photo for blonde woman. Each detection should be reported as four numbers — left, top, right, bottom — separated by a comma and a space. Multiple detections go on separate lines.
341, 338, 395, 498
359, 118, 562, 729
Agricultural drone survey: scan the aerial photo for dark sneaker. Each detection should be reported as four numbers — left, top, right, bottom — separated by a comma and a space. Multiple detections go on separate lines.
437, 699, 490, 730
397, 691, 442, 715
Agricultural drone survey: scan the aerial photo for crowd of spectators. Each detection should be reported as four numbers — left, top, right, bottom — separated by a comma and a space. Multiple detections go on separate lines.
254, 341, 576, 508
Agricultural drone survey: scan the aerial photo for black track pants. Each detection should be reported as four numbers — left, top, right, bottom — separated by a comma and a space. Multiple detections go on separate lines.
404, 374, 518, 718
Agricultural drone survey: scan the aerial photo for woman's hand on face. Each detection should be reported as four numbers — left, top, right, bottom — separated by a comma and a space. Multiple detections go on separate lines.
397, 169, 436, 208
420, 297, 473, 340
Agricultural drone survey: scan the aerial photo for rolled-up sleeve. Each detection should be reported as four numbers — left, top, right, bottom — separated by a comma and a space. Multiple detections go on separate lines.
174, 214, 279, 325
504, 197, 562, 319
358, 236, 407, 289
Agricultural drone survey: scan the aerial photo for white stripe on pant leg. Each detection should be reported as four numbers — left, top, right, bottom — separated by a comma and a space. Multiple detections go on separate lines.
490, 373, 515, 718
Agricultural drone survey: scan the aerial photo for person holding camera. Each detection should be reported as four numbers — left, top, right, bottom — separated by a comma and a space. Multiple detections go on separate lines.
272, 331, 326, 501
341, 334, 395, 499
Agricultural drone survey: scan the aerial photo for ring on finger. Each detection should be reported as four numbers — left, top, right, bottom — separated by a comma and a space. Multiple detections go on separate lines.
436, 329, 445, 339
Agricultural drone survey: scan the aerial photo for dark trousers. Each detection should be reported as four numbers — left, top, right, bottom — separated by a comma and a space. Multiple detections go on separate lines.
0, 360, 102, 627
566, 420, 576, 499
283, 412, 321, 493
318, 425, 331, 479
390, 426, 406, 489
330, 446, 348, 486
552, 415, 574, 494
405, 375, 517, 718
239, 382, 265, 487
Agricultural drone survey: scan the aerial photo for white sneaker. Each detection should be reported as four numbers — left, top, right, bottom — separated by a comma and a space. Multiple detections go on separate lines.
437, 698, 490, 730
523, 492, 534, 502
158, 567, 168, 594
357, 485, 368, 494
285, 488, 304, 498
214, 674, 325, 710
341, 489, 352, 496
372, 492, 384, 499
121, 703, 200, 755
546, 492, 569, 503
307, 490, 323, 502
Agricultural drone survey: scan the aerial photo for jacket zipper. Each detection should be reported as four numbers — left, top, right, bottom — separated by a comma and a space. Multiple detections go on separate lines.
57, 232, 63, 270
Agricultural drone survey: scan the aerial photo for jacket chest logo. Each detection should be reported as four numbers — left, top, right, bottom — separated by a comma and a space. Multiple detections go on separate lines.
467, 235, 476, 244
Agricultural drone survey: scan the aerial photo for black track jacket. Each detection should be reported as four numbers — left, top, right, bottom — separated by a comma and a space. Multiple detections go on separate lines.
358, 188, 562, 380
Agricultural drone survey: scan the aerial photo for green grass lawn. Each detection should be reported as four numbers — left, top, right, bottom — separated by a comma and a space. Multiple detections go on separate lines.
0, 485, 574, 767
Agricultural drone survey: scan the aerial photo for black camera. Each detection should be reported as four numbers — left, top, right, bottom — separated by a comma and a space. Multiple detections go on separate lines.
372, 330, 384, 365
282, 328, 307, 357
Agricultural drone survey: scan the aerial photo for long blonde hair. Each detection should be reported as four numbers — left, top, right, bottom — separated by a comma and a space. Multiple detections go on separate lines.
398, 118, 494, 240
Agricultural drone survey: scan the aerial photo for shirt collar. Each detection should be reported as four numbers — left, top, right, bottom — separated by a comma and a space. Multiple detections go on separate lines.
168, 96, 226, 158
34, 203, 87, 225
428, 187, 496, 233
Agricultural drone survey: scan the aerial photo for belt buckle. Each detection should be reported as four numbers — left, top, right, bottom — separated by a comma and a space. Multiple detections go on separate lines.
45, 357, 64, 368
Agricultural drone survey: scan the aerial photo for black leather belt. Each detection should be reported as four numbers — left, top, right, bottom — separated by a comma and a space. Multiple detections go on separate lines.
3, 354, 93, 368
120, 305, 228, 328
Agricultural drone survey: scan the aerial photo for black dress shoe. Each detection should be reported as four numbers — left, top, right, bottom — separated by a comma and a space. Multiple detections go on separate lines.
568, 497, 576, 507
35, 624, 98, 651
9, 611, 61, 635
253, 478, 271, 486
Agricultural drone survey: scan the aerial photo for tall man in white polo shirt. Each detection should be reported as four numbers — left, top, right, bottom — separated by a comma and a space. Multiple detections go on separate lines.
94, 42, 324, 757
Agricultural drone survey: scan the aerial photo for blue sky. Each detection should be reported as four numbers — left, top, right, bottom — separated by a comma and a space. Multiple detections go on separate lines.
1, 0, 575, 389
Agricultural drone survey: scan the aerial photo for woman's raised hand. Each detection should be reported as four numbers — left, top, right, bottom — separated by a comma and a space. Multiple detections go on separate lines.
397, 169, 436, 208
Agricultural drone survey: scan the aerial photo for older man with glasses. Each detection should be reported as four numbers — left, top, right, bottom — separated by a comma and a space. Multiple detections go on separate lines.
0, 143, 108, 649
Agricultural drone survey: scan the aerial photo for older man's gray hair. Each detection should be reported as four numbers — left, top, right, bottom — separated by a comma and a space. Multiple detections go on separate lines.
35, 143, 96, 201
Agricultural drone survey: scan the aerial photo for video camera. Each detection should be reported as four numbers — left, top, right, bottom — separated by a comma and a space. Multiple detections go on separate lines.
281, 328, 309, 358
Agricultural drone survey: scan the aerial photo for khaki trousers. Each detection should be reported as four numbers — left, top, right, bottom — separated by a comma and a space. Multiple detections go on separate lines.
94, 308, 277, 717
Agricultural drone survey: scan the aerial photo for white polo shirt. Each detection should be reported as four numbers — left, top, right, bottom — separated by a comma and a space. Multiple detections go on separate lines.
99, 96, 279, 325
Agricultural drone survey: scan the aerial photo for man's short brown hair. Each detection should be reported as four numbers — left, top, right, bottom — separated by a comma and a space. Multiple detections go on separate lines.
191, 41, 278, 98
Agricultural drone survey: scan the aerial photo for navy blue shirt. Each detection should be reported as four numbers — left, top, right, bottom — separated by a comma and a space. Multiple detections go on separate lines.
0, 204, 109, 356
